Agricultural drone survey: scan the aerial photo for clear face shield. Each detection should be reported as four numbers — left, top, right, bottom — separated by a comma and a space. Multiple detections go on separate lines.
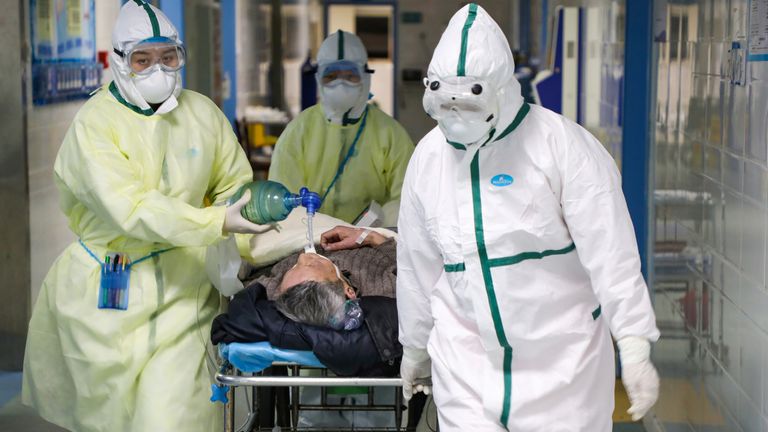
116, 37, 186, 76
422, 76, 499, 125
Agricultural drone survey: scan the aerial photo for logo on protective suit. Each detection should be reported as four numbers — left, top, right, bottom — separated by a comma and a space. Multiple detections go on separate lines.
491, 174, 514, 187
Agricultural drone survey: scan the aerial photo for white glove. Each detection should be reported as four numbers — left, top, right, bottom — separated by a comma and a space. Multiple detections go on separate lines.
400, 347, 432, 402
223, 190, 274, 234
618, 336, 660, 421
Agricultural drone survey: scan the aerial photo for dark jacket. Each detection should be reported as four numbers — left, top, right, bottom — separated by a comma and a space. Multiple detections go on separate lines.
211, 283, 401, 377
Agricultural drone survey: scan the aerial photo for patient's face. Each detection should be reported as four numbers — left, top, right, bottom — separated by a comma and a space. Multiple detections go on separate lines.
278, 252, 342, 294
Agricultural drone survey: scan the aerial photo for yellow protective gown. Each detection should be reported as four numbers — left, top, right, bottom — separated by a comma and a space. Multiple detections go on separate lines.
22, 84, 252, 432
268, 104, 414, 224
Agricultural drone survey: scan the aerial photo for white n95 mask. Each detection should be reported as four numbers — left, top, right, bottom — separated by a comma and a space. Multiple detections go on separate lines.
322, 81, 363, 118
133, 66, 178, 104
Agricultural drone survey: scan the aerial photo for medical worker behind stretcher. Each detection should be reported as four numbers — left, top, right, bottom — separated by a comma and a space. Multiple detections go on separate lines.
268, 30, 414, 226
22, 2, 268, 431
396, 4, 661, 431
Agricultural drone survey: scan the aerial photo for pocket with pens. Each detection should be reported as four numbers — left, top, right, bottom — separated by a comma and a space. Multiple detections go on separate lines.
99, 254, 131, 310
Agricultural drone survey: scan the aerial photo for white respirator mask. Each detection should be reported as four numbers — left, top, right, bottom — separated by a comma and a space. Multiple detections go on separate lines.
132, 66, 178, 104
437, 114, 493, 144
322, 81, 363, 118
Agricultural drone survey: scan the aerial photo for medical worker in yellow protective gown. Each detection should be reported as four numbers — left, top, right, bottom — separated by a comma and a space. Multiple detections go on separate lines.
269, 30, 414, 225
22, 2, 264, 431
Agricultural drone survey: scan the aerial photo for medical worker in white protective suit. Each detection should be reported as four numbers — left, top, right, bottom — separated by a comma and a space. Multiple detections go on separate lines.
269, 30, 414, 225
22, 2, 263, 431
396, 4, 661, 431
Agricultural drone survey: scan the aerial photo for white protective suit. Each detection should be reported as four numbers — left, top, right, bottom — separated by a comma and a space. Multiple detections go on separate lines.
396, 4, 660, 431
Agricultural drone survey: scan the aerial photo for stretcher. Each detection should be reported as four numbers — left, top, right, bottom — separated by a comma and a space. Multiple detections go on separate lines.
212, 342, 413, 432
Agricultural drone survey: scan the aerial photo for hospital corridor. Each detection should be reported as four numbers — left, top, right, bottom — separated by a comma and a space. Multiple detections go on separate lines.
1, 0, 768, 431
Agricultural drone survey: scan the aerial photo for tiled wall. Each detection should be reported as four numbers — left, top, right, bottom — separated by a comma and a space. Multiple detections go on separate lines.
651, 0, 768, 430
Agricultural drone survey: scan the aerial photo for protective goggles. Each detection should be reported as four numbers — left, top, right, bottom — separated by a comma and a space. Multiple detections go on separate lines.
318, 60, 373, 86
422, 76, 498, 124
115, 37, 186, 76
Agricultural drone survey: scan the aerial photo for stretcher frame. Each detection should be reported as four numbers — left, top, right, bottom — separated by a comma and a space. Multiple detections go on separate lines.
216, 361, 409, 432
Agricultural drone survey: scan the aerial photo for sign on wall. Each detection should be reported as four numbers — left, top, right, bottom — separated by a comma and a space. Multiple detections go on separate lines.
30, 0, 102, 105
749, 0, 768, 61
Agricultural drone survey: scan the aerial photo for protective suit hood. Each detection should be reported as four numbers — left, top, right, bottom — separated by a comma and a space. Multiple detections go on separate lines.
109, 0, 182, 115
316, 30, 372, 125
425, 3, 524, 146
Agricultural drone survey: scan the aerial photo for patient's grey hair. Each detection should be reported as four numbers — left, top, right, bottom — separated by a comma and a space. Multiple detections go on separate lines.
275, 280, 347, 328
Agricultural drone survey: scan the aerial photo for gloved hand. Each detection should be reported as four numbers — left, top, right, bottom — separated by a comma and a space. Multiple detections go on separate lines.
618, 336, 660, 421
400, 347, 432, 402
223, 190, 275, 234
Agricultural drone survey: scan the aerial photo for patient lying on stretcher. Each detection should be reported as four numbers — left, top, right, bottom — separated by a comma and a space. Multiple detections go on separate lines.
211, 222, 401, 377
